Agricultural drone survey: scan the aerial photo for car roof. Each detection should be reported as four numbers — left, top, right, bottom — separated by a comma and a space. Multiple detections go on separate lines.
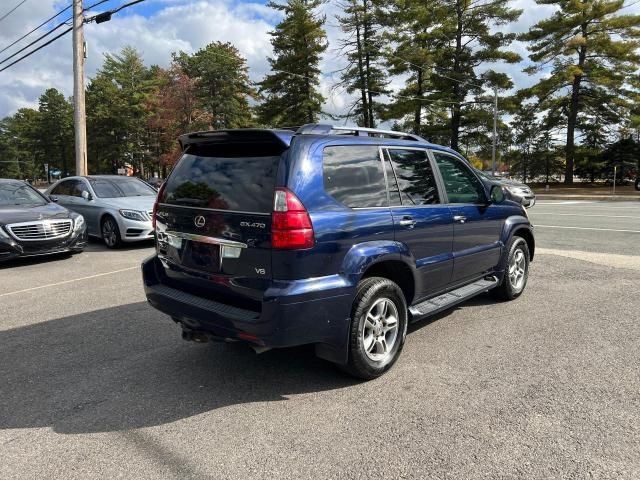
57, 175, 141, 181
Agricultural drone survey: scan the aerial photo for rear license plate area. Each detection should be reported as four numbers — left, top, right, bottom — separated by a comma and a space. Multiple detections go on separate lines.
183, 241, 221, 272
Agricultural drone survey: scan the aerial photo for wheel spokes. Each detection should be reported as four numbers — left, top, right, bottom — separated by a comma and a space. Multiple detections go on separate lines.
383, 315, 397, 333
364, 333, 376, 353
361, 297, 400, 361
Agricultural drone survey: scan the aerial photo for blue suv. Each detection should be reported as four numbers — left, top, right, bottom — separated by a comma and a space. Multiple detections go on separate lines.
142, 124, 534, 379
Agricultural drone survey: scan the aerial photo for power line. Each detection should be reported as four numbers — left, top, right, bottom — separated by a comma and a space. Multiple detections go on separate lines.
0, 26, 72, 73
0, 0, 27, 24
0, 21, 69, 66
363, 37, 485, 91
185, 43, 462, 107
0, 4, 71, 56
0, 0, 113, 69
85, 0, 146, 23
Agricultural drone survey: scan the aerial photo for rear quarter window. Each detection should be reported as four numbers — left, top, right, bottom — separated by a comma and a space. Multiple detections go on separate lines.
323, 145, 387, 208
162, 142, 282, 213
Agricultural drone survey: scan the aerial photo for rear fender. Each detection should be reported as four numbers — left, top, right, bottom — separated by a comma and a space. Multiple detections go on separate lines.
314, 241, 415, 365
340, 240, 415, 284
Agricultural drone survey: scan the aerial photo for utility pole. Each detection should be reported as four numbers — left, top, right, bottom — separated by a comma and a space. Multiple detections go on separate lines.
491, 88, 497, 177
72, 0, 88, 176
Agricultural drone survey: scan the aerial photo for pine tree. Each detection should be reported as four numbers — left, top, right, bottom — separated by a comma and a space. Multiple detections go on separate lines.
428, 0, 521, 151
380, 0, 520, 148
377, 0, 440, 135
175, 42, 256, 129
335, 0, 387, 127
0, 109, 41, 179
37, 88, 73, 178
86, 46, 156, 174
258, 0, 328, 126
520, 0, 640, 183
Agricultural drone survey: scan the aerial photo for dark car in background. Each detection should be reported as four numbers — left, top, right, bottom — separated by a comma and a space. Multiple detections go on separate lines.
477, 171, 536, 207
0, 179, 87, 262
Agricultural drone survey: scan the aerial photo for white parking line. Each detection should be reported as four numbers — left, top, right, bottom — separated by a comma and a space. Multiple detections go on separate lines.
535, 225, 640, 233
0, 266, 138, 298
535, 204, 640, 210
536, 201, 595, 205
531, 213, 640, 219
537, 248, 640, 270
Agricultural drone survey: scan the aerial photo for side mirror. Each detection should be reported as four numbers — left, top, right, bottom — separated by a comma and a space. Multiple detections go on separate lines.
489, 184, 505, 204
81, 190, 93, 201
49, 195, 58, 203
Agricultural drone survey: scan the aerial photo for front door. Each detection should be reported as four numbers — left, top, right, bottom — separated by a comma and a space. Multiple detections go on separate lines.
431, 151, 504, 284
384, 147, 454, 300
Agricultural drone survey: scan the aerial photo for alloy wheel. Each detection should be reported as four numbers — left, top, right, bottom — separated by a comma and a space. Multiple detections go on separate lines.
102, 219, 118, 247
362, 297, 399, 362
508, 247, 527, 292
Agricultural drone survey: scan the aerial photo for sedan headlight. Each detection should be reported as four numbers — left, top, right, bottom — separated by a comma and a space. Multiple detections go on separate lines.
73, 215, 86, 233
0, 225, 9, 239
119, 209, 148, 222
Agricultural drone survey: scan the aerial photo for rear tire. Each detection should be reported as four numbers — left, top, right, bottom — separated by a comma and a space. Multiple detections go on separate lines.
491, 236, 530, 301
101, 216, 122, 249
342, 277, 408, 380
635, 177, 640, 191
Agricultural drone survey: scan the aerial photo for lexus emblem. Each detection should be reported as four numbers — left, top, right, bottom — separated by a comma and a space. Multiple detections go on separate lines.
194, 215, 206, 228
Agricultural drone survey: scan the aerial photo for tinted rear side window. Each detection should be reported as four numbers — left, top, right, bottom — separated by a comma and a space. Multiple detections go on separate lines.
162, 142, 282, 213
387, 149, 440, 205
323, 145, 387, 208
51, 180, 72, 196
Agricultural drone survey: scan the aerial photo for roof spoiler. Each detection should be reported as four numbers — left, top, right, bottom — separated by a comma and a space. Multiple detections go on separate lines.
178, 129, 294, 152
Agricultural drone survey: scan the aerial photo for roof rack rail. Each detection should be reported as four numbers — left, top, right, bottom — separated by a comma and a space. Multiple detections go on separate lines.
296, 123, 426, 142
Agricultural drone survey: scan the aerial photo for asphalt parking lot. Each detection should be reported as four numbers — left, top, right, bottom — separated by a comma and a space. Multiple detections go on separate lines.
1, 201, 639, 479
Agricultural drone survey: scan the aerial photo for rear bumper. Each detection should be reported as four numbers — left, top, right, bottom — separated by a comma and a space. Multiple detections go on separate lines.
142, 255, 354, 357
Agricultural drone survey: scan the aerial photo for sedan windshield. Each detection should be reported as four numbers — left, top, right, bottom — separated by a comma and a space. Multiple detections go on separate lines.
0, 183, 47, 206
90, 178, 156, 198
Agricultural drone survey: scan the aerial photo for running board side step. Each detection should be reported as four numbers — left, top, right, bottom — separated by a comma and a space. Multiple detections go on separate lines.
409, 277, 499, 319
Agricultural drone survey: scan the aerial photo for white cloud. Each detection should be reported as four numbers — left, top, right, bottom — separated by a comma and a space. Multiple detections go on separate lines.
0, 0, 274, 116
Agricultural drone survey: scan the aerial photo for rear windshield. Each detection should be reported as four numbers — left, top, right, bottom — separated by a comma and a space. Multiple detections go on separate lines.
162, 142, 281, 213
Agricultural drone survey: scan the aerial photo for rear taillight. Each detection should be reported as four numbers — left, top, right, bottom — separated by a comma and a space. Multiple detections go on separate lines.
272, 188, 314, 249
152, 182, 167, 229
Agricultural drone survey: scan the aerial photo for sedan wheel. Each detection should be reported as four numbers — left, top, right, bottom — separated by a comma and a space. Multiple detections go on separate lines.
101, 217, 121, 249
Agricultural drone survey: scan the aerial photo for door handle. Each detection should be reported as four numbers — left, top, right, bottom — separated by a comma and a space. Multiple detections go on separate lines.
453, 215, 467, 224
399, 216, 417, 227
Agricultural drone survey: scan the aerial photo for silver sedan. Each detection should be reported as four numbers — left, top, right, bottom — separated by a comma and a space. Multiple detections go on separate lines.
45, 175, 157, 248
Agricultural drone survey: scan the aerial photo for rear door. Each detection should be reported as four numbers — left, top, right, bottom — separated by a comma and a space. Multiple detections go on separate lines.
155, 135, 285, 306
431, 150, 504, 284
384, 147, 454, 299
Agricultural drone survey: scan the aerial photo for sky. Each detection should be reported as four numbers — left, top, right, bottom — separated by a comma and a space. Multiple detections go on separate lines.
0, 0, 636, 121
